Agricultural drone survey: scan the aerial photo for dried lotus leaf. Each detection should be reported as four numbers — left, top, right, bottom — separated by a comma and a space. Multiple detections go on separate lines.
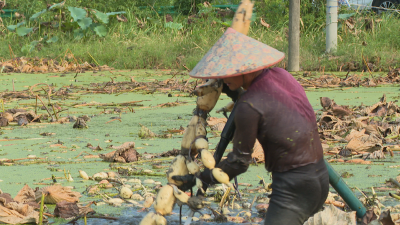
332, 105, 352, 118
0, 203, 39, 224
211, 123, 226, 132
346, 133, 382, 153
99, 150, 117, 162
54, 201, 80, 219
35, 185, 81, 204
365, 125, 381, 136
303, 204, 356, 225
319, 114, 338, 128
2, 113, 14, 122
111, 142, 135, 151
0, 117, 8, 127
252, 140, 264, 163
99, 146, 139, 163
14, 185, 36, 204
320, 97, 332, 109
349, 118, 368, 129
6, 202, 32, 217
0, 193, 14, 205
345, 129, 366, 142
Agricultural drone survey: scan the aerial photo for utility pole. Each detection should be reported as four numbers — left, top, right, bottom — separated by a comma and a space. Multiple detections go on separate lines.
326, 0, 338, 53
288, 0, 300, 72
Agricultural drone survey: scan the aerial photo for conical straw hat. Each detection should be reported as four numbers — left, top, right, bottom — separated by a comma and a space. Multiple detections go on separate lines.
189, 27, 285, 79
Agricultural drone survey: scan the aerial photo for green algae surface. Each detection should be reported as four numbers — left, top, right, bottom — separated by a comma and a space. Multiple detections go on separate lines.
1, 70, 400, 223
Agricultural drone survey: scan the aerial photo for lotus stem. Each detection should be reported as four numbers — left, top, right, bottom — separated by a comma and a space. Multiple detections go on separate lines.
219, 187, 231, 209
389, 193, 400, 200
87, 51, 100, 67
51, 104, 59, 121
35, 95, 37, 115
389, 178, 400, 189
39, 193, 46, 225
371, 187, 377, 199
36, 94, 54, 121
386, 134, 399, 139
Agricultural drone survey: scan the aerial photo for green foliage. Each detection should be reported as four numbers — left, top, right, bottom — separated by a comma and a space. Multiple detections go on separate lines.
7, 0, 135, 16
7, 21, 25, 31
300, 0, 326, 28
21, 41, 38, 54
7, 4, 124, 39
16, 27, 33, 36
30, 9, 47, 21
93, 25, 107, 37
164, 22, 183, 30
255, 0, 289, 28
93, 10, 109, 24
77, 17, 93, 30
174, 0, 197, 15
46, 36, 59, 43
210, 0, 241, 4
1, 0, 399, 71
255, 0, 326, 29
68, 7, 87, 21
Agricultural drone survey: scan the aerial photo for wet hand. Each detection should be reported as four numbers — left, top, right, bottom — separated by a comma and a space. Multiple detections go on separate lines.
171, 174, 195, 191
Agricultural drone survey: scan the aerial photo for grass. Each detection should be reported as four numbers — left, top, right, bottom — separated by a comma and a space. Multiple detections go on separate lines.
0, 7, 399, 72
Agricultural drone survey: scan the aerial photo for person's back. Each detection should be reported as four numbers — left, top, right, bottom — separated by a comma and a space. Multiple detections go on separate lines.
237, 67, 323, 172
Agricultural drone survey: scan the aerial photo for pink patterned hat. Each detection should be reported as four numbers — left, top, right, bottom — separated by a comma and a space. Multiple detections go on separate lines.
189, 27, 285, 79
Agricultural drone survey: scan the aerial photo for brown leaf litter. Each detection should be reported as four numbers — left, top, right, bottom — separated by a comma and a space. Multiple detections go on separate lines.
0, 57, 112, 74
35, 185, 81, 204
318, 94, 400, 161
54, 201, 95, 219
0, 109, 41, 127
206, 94, 400, 163
0, 185, 41, 224
159, 148, 180, 157
303, 204, 356, 225
99, 142, 140, 163
85, 73, 195, 95
298, 68, 400, 88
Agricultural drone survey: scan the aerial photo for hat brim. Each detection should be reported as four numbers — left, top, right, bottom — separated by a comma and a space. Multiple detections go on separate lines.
189, 27, 285, 79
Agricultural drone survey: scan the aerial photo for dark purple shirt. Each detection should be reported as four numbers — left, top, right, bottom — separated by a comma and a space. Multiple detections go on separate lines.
218, 68, 323, 179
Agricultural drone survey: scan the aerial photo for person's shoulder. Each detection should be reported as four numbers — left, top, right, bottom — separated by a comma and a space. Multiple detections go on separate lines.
268, 67, 290, 75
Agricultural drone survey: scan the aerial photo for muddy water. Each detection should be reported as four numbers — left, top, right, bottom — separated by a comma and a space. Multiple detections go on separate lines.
1, 70, 400, 224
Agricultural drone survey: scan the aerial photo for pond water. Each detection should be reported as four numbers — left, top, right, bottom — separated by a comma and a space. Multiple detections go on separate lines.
1, 70, 400, 224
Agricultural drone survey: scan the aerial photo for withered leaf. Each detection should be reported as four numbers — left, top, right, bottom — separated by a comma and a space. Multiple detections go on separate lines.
54, 201, 80, 219
260, 18, 270, 28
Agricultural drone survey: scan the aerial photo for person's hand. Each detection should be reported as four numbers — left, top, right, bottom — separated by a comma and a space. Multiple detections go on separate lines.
196, 168, 220, 195
171, 174, 195, 192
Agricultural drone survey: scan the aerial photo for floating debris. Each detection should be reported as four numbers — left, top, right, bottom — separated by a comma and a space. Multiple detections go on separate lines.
138, 124, 156, 139
99, 142, 139, 163
54, 201, 80, 219
318, 94, 400, 160
35, 185, 81, 204
0, 57, 112, 74
303, 204, 356, 225
73, 118, 88, 129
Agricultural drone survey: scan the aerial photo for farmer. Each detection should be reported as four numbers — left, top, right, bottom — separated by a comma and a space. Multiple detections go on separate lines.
174, 27, 329, 224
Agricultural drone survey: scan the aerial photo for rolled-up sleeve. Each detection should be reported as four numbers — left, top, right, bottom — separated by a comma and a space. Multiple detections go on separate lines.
217, 102, 260, 180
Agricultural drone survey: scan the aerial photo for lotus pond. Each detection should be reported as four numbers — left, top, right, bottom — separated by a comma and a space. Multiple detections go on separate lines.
1, 70, 400, 224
